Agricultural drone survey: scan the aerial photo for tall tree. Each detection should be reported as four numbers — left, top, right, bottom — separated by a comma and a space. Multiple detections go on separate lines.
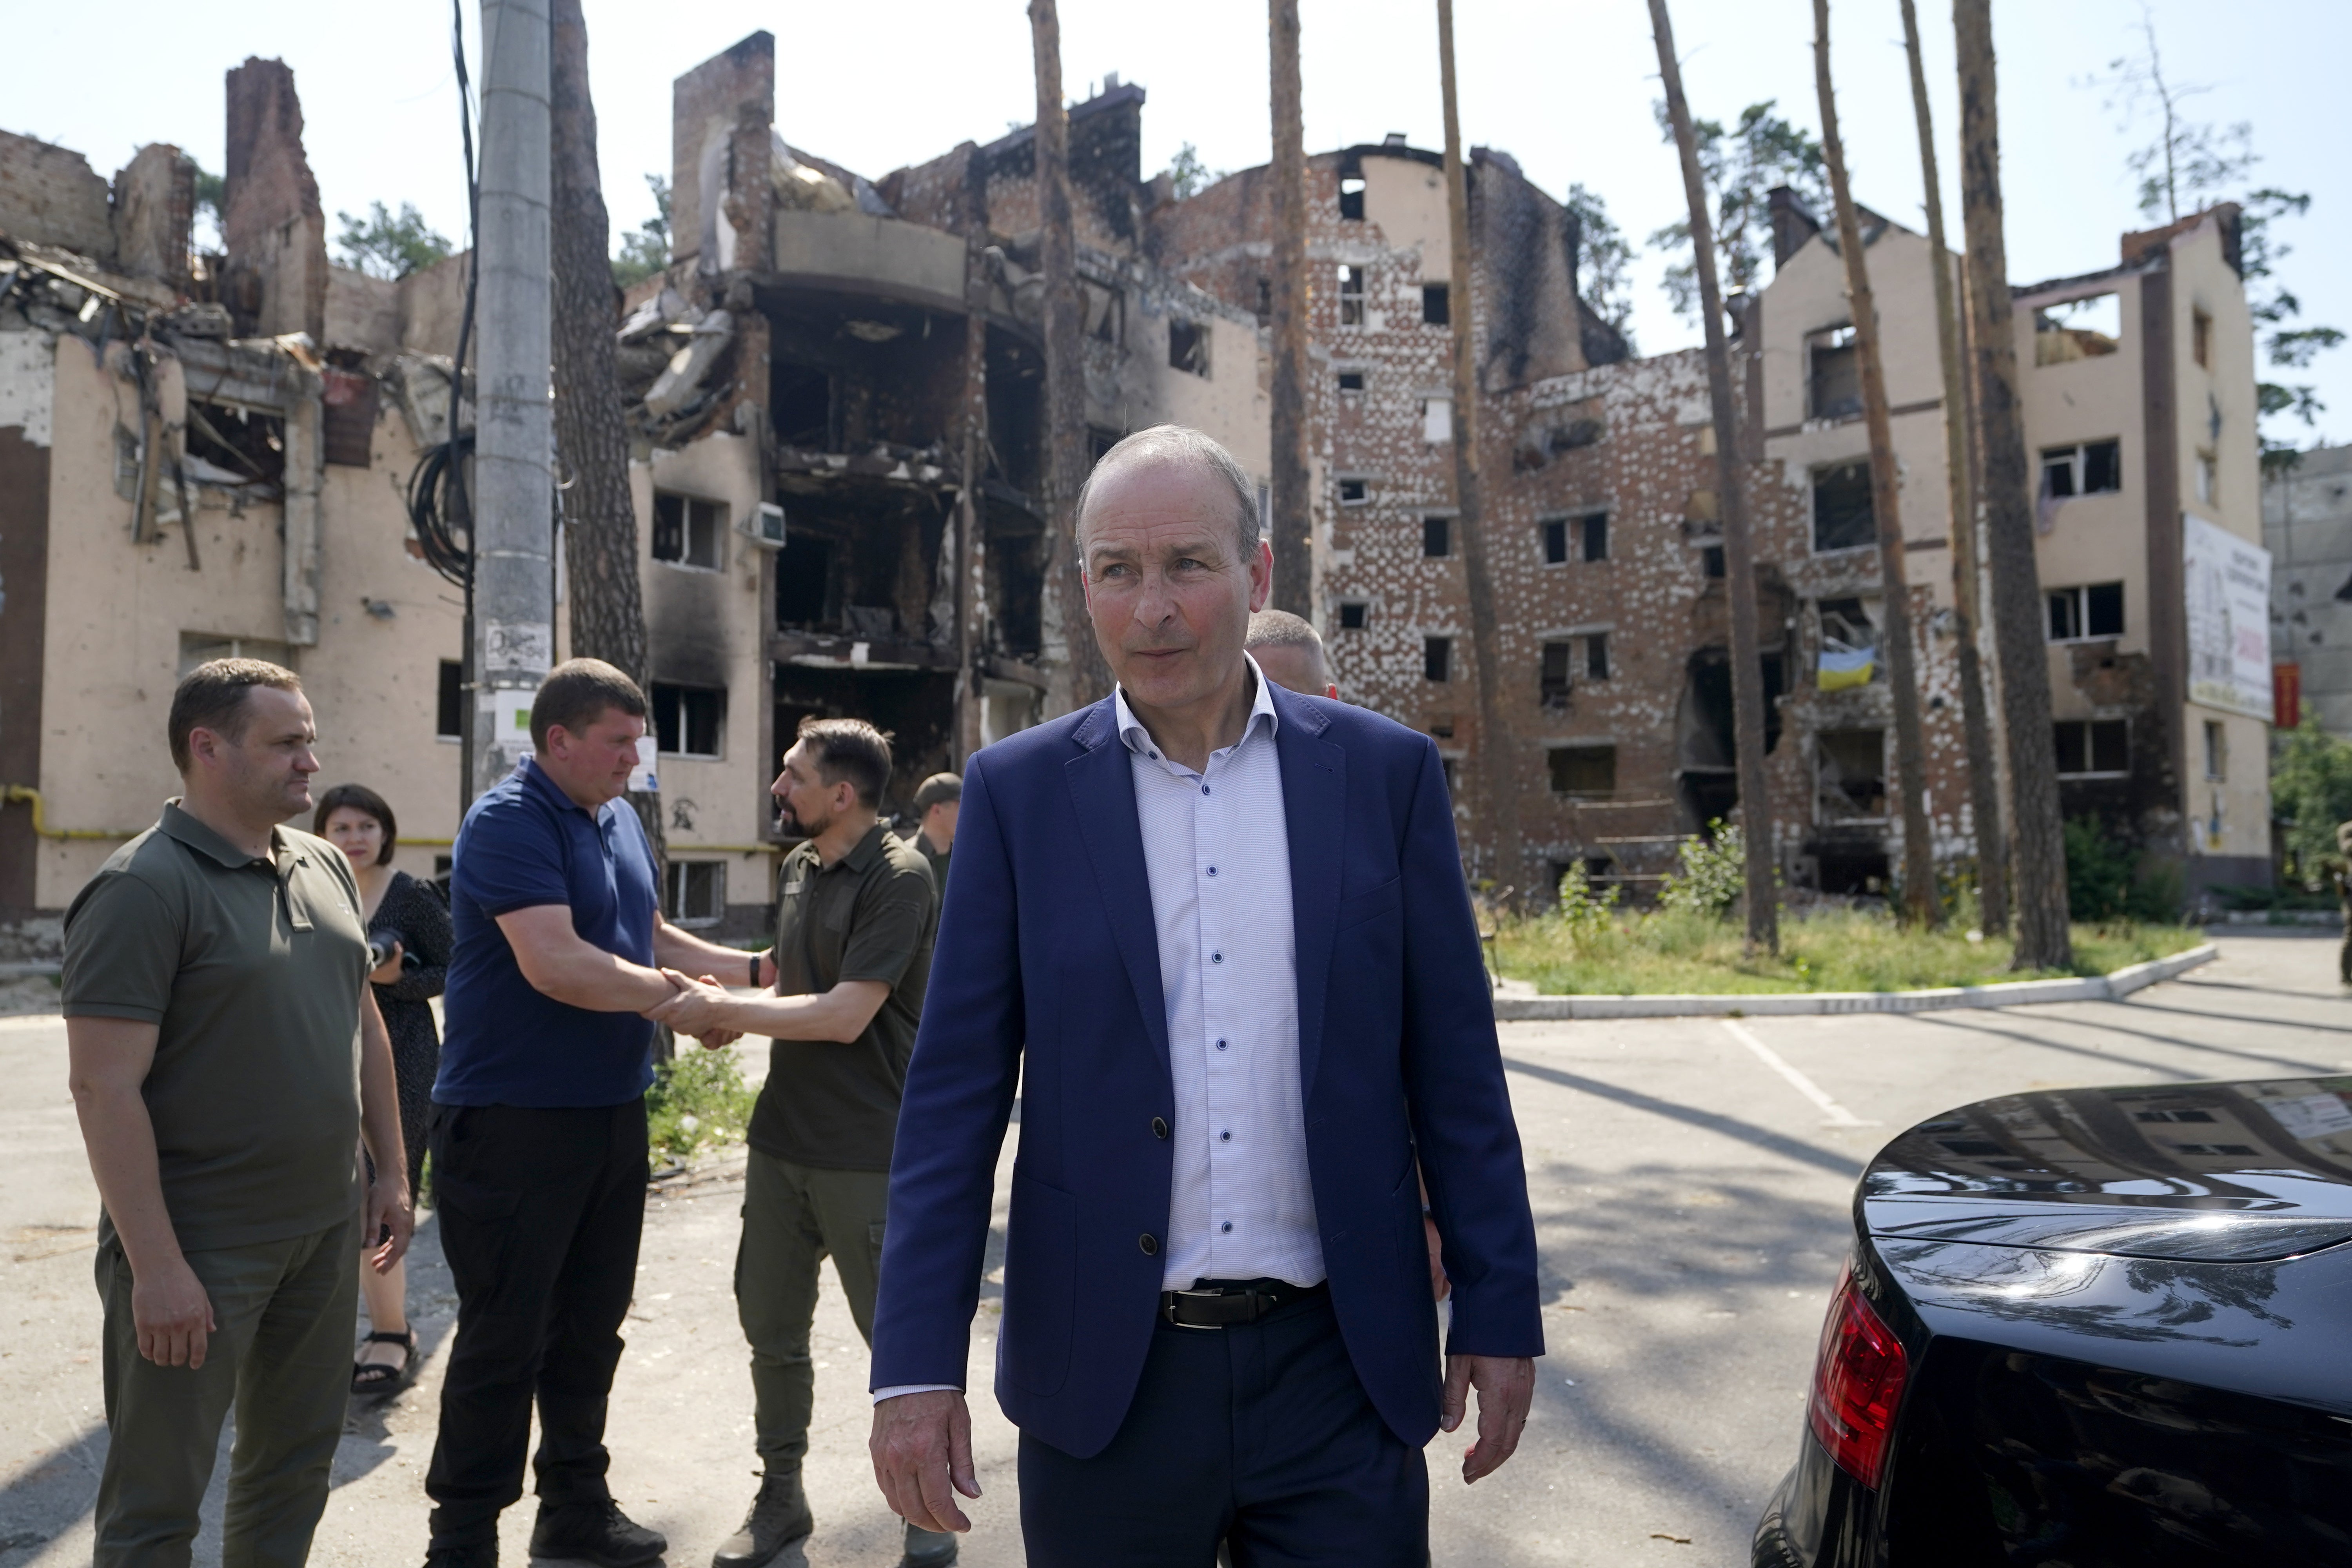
1900, 0, 2007, 933
1028, 0, 1109, 712
1813, 0, 1937, 928
1645, 101, 1828, 322
1435, 0, 1523, 897
1954, 0, 2071, 969
1267, 0, 1312, 618
1650, 0, 1777, 953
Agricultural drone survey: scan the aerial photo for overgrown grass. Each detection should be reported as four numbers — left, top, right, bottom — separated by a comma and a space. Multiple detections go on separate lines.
1490, 904, 2203, 996
644, 1045, 759, 1161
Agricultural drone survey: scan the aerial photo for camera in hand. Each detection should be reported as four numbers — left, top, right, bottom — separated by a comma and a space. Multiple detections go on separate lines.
367, 929, 418, 973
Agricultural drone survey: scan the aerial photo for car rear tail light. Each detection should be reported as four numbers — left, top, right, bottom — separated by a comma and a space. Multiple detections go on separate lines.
1806, 1263, 1910, 1490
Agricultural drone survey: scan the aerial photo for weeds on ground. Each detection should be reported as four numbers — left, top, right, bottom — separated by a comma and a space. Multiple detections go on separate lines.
645, 1045, 758, 1161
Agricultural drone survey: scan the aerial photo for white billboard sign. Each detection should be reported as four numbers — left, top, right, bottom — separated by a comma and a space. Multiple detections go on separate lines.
2182, 512, 2272, 721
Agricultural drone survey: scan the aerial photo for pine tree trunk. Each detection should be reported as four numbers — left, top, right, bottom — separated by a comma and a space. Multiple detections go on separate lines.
1028, 0, 1111, 713
1953, 0, 2072, 969
1901, 0, 2009, 935
1267, 0, 1313, 619
1815, 0, 1939, 928
1649, 0, 1779, 953
550, 0, 665, 877
1436, 0, 1525, 900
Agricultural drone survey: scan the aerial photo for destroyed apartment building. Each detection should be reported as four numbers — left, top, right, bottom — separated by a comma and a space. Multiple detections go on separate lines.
0, 31, 2274, 944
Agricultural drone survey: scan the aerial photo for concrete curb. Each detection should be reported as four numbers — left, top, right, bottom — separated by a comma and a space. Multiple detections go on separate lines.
0, 962, 62, 981
1491, 942, 2218, 1020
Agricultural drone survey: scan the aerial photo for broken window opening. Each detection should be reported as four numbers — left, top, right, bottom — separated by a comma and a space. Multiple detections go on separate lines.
1422, 516, 1451, 558
1701, 543, 1726, 578
1338, 601, 1369, 630
1580, 512, 1609, 562
1807, 325, 1861, 422
1337, 369, 1365, 393
1542, 518, 1570, 565
664, 860, 725, 926
184, 399, 286, 489
653, 492, 726, 570
1337, 477, 1369, 506
1081, 281, 1124, 345
1424, 636, 1452, 683
1539, 642, 1573, 708
2193, 307, 2214, 370
1422, 283, 1450, 326
1255, 277, 1272, 327
2034, 293, 2121, 366
771, 363, 835, 450
2053, 718, 2130, 777
437, 660, 463, 740
1167, 318, 1210, 377
1816, 728, 1888, 822
776, 534, 834, 627
1586, 632, 1610, 681
1811, 460, 1875, 553
652, 682, 726, 759
2203, 719, 2227, 781
2046, 582, 2125, 642
1815, 597, 1881, 689
2041, 439, 2122, 499
1338, 265, 1366, 327
1548, 745, 1617, 799
1339, 175, 1366, 222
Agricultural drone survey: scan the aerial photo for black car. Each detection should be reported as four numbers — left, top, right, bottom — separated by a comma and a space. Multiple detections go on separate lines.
1754, 1076, 2352, 1566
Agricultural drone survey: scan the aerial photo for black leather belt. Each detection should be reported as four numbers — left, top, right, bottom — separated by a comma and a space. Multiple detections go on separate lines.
1160, 1278, 1328, 1330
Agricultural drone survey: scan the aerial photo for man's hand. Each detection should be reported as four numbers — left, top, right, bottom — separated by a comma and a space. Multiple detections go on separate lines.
367, 1177, 415, 1274
133, 1254, 216, 1368
644, 970, 735, 1037
1440, 1354, 1534, 1483
870, 1390, 980, 1534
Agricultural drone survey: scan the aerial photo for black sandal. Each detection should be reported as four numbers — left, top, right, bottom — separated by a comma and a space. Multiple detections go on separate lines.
352, 1328, 418, 1395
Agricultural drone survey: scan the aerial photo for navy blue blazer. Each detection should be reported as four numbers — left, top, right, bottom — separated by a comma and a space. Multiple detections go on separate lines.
869, 684, 1543, 1459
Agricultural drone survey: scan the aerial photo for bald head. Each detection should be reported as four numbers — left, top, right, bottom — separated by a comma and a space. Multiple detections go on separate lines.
1245, 609, 1334, 697
1076, 425, 1260, 558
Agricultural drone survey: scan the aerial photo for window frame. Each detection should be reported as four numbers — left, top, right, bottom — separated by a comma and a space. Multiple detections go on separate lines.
1423, 636, 1452, 684
2045, 582, 2125, 643
1807, 324, 1862, 422
2052, 717, 2131, 779
2040, 439, 2123, 499
1337, 264, 1367, 327
652, 492, 727, 572
650, 681, 727, 760
1541, 518, 1571, 566
1546, 744, 1618, 800
664, 860, 726, 927
1421, 283, 1450, 326
1421, 516, 1452, 559
1167, 317, 1211, 377
1811, 460, 1877, 554
1336, 476, 1370, 506
1337, 601, 1369, 631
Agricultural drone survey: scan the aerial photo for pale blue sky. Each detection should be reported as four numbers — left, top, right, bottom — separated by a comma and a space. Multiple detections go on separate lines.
9, 0, 2343, 446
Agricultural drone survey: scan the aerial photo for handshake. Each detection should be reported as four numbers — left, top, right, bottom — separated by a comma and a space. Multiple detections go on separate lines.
642, 968, 746, 1051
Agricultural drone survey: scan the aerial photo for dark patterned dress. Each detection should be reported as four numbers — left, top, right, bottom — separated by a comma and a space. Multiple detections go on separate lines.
367, 869, 451, 1191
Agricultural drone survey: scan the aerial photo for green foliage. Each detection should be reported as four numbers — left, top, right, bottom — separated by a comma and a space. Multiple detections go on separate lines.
611, 174, 671, 289
1551, 861, 1622, 949
335, 201, 454, 281
644, 1045, 757, 1161
1657, 823, 1747, 916
1162, 143, 1225, 201
2062, 817, 2180, 923
1646, 100, 1828, 321
1565, 183, 1636, 350
2272, 720, 2352, 883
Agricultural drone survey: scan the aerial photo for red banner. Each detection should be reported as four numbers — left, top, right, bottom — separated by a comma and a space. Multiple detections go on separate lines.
2274, 662, 2301, 729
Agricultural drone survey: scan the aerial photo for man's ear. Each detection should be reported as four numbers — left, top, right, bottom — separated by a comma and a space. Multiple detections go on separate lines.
1247, 538, 1274, 613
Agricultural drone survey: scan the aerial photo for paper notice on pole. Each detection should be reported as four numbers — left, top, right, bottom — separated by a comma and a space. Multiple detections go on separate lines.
2183, 514, 2272, 720
489, 689, 535, 760
483, 620, 554, 679
628, 734, 660, 793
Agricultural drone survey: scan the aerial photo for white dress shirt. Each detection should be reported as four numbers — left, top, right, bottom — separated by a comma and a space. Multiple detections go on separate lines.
1118, 658, 1324, 1290
873, 659, 1322, 1401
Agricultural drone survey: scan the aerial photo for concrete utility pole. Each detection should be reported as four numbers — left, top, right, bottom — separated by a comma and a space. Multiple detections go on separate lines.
1813, 0, 1939, 929
472, 0, 555, 800
1954, 0, 2073, 970
1436, 0, 1523, 898
1651, 0, 1779, 954
1900, 0, 2008, 935
1267, 0, 1312, 619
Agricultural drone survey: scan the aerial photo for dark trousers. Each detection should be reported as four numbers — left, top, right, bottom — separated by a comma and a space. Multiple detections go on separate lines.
1017, 1292, 1428, 1568
424, 1100, 648, 1547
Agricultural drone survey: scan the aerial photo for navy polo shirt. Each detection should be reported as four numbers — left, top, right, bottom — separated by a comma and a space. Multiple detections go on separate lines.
435, 757, 661, 1108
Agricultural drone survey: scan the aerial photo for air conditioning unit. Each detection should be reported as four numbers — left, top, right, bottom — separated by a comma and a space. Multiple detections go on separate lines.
739, 501, 787, 550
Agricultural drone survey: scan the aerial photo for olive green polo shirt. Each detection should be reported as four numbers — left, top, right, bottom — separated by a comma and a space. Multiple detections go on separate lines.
62, 802, 372, 1252
747, 822, 936, 1172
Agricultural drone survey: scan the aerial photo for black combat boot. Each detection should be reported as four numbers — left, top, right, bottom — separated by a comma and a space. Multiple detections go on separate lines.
528, 1499, 667, 1568
711, 1471, 814, 1568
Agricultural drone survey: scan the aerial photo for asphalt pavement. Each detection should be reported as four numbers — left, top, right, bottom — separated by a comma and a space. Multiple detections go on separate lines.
0, 932, 2343, 1568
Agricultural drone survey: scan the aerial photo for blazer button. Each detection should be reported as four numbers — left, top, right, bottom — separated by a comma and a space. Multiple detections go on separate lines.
1151, 1117, 1169, 1139
1139, 1233, 1160, 1256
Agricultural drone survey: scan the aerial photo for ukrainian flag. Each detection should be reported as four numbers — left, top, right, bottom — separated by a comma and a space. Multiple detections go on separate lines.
1818, 642, 1875, 691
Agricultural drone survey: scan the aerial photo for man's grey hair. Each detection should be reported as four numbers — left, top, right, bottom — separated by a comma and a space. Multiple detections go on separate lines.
1074, 425, 1262, 557
1245, 608, 1324, 653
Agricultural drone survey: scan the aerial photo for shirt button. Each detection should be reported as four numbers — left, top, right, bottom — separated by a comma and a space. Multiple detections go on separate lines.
1152, 1117, 1169, 1139
1207, 865, 1218, 877
1216, 1038, 1228, 1051
1220, 1221, 1234, 1234
1211, 951, 1223, 964
1201, 785, 1210, 796
1220, 1129, 1232, 1142
1140, 1233, 1160, 1256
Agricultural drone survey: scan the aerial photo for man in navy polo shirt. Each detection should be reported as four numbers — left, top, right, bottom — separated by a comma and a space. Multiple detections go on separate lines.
422, 660, 756, 1568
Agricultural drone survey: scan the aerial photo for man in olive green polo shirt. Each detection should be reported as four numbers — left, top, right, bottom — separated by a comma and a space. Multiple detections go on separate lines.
646, 718, 947, 1568
63, 659, 412, 1568
902, 773, 960, 901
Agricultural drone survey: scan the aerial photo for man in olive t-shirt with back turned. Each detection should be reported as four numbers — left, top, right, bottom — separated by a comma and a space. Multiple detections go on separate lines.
648, 718, 944, 1568
63, 659, 413, 1568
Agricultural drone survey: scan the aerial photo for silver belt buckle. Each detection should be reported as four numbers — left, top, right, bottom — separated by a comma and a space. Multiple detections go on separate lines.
1167, 1287, 1228, 1330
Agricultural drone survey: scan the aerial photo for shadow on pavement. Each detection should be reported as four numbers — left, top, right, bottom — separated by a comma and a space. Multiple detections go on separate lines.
1501, 1056, 1860, 1178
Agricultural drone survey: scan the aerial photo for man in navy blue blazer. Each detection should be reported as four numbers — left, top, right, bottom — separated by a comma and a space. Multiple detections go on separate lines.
867, 426, 1542, 1565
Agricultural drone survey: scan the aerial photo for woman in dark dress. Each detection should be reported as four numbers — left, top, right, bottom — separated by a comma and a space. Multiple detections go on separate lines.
316, 782, 451, 1393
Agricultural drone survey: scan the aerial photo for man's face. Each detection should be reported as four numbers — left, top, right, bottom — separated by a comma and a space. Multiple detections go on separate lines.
193, 686, 319, 823
922, 800, 960, 851
541, 706, 646, 808
1080, 459, 1271, 714
771, 741, 845, 838
1249, 642, 1333, 699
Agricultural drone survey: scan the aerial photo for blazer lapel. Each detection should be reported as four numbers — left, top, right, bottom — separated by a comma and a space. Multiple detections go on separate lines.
1063, 699, 1173, 1078
1274, 690, 1345, 1098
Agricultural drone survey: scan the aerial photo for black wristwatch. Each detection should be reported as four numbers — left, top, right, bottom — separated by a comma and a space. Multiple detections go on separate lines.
750, 952, 764, 989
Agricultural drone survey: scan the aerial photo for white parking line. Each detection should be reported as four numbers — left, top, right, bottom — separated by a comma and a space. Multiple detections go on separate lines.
1721, 1018, 1876, 1127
